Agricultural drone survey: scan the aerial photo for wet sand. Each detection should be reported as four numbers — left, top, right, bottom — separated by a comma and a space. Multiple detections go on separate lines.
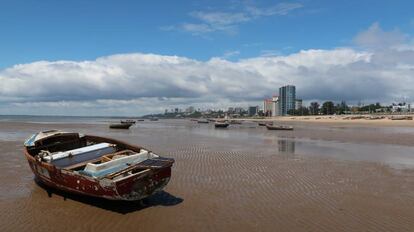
2, 119, 414, 231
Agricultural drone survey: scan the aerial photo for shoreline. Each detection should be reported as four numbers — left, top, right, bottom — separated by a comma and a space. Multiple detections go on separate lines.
233, 115, 414, 127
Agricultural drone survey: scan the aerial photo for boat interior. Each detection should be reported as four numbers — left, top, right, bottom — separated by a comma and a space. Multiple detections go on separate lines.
25, 132, 170, 179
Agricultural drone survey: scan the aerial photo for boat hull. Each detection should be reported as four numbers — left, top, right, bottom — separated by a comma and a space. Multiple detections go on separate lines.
214, 123, 229, 128
26, 157, 172, 201
109, 123, 133, 129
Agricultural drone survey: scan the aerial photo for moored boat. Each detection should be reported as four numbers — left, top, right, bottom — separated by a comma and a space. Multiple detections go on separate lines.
214, 121, 229, 128
197, 119, 209, 124
265, 124, 294, 130
258, 122, 269, 126
23, 130, 174, 201
109, 122, 134, 129
120, 119, 136, 124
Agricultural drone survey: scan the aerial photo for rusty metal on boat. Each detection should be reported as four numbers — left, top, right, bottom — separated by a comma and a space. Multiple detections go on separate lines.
23, 130, 174, 201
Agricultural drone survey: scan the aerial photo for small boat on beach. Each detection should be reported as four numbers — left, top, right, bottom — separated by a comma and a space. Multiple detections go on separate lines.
266, 124, 294, 130
229, 120, 242, 125
23, 130, 174, 201
197, 119, 209, 124
215, 121, 229, 128
109, 122, 134, 129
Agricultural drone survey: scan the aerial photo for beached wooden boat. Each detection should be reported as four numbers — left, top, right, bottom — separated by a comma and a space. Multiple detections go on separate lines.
109, 122, 134, 129
229, 120, 242, 124
197, 119, 209, 124
214, 122, 229, 128
266, 125, 294, 130
23, 130, 174, 201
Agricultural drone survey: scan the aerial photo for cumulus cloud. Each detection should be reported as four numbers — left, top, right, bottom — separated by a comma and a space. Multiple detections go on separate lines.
1, 24, 414, 116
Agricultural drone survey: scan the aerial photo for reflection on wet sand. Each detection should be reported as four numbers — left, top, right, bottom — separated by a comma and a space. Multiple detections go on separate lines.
278, 138, 295, 154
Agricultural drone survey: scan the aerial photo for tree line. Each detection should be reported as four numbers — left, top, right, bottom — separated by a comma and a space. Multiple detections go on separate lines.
287, 101, 391, 116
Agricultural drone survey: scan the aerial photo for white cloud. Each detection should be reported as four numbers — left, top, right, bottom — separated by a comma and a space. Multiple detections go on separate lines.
246, 2, 303, 17
170, 2, 303, 35
1, 24, 414, 116
354, 22, 407, 49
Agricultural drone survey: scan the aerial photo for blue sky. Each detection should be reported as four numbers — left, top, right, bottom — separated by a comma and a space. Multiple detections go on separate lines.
1, 0, 413, 68
1, 0, 414, 116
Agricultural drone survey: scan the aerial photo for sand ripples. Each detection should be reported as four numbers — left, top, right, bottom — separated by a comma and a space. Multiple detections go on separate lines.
2, 121, 414, 231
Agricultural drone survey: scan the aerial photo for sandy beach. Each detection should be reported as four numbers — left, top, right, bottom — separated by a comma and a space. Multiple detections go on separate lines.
2, 118, 414, 231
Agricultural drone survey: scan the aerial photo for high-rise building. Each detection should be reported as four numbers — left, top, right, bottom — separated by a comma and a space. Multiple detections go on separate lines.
279, 85, 296, 116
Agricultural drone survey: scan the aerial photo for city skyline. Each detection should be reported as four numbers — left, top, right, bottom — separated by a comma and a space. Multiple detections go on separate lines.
1, 1, 414, 116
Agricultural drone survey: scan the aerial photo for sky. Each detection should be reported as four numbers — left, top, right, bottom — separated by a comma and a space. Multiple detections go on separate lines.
1, 0, 414, 116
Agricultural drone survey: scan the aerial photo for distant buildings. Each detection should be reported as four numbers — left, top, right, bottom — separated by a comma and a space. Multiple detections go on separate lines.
279, 85, 296, 116
234, 107, 244, 115
185, 106, 195, 113
295, 99, 303, 110
272, 96, 279, 117
263, 98, 273, 116
391, 103, 411, 113
248, 106, 259, 116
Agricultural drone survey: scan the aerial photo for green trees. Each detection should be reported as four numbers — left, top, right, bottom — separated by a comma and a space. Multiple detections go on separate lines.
358, 102, 382, 112
287, 107, 309, 116
321, 101, 335, 115
309, 102, 320, 115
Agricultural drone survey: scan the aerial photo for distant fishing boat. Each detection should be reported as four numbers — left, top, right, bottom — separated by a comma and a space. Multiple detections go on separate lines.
266, 124, 294, 130
258, 122, 268, 126
149, 117, 159, 121
120, 119, 136, 124
109, 121, 134, 129
23, 130, 174, 201
197, 119, 209, 124
137, 119, 145, 121
214, 121, 229, 128
229, 120, 242, 124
